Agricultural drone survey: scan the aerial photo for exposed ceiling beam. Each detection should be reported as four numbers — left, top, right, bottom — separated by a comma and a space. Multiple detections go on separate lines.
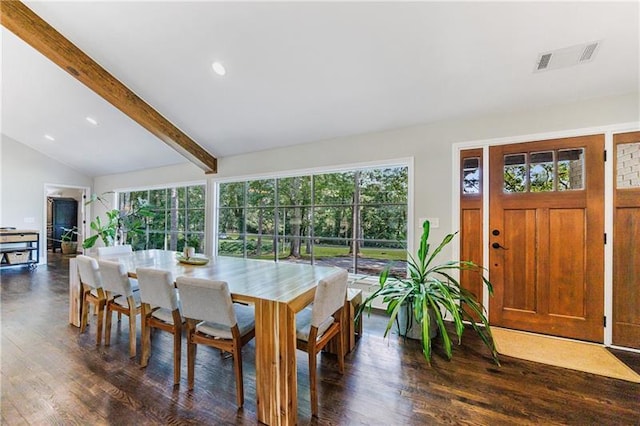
1, 0, 217, 174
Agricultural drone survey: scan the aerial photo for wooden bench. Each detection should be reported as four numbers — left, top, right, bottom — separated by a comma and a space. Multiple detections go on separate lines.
326, 288, 363, 354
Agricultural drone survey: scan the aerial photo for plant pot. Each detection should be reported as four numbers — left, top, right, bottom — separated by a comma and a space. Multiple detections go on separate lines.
397, 304, 438, 340
61, 241, 78, 255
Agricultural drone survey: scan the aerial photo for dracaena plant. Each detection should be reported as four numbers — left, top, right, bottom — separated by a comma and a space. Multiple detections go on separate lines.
358, 220, 499, 365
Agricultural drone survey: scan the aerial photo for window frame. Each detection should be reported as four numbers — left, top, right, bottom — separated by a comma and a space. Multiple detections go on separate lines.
115, 180, 207, 252
212, 158, 414, 277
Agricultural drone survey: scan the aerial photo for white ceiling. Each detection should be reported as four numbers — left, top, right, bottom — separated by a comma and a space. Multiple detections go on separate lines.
2, 1, 638, 177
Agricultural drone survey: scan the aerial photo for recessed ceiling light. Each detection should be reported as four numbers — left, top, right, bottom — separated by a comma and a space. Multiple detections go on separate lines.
44, 134, 55, 141
85, 116, 99, 126
211, 61, 226, 76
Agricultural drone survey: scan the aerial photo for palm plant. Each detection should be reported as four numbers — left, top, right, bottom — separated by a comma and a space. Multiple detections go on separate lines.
358, 220, 499, 365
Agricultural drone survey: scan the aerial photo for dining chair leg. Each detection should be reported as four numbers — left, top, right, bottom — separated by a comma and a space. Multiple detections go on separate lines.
104, 302, 113, 346
172, 310, 182, 386
127, 296, 137, 358
140, 304, 151, 367
337, 309, 345, 374
95, 299, 105, 346
309, 347, 318, 417
233, 341, 244, 407
80, 290, 89, 333
187, 320, 196, 390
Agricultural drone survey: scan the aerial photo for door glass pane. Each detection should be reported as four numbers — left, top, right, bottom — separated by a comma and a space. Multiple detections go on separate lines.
504, 154, 527, 193
616, 142, 640, 189
529, 151, 554, 192
558, 148, 584, 191
462, 157, 480, 194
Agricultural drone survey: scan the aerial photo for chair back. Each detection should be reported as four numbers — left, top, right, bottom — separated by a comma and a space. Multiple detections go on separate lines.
136, 267, 179, 310
76, 255, 102, 289
176, 277, 236, 327
98, 244, 133, 256
98, 259, 134, 296
311, 269, 348, 328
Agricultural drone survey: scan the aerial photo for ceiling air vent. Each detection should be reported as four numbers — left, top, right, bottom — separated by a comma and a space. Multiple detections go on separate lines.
537, 53, 552, 71
534, 41, 601, 72
580, 42, 599, 62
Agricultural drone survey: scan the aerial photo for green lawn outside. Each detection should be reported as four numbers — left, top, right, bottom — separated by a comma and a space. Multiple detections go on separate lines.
219, 235, 406, 262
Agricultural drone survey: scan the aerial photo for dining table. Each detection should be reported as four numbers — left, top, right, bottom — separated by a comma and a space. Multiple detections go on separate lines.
69, 249, 344, 425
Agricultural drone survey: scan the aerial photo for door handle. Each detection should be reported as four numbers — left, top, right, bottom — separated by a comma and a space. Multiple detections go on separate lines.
492, 242, 509, 250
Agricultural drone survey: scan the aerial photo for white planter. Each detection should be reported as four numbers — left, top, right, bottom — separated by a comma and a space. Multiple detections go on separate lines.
396, 304, 438, 340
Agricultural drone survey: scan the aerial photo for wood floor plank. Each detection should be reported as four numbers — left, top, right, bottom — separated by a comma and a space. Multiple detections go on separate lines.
1, 253, 639, 425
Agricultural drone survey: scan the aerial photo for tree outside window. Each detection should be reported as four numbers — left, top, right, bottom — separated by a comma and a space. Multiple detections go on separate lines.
118, 184, 205, 252
217, 166, 408, 277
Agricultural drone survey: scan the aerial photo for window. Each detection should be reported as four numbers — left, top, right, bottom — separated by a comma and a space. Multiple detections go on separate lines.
616, 142, 640, 189
462, 157, 481, 194
217, 165, 409, 277
504, 149, 584, 193
118, 184, 206, 252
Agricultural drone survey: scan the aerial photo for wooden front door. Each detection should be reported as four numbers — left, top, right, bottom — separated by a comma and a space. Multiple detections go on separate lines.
488, 135, 604, 342
613, 131, 640, 349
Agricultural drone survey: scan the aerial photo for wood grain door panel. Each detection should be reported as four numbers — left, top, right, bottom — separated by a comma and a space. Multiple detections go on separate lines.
613, 131, 640, 349
489, 134, 604, 342
460, 148, 485, 321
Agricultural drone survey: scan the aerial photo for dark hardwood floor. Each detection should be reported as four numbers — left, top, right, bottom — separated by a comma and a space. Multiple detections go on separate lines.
1, 253, 639, 425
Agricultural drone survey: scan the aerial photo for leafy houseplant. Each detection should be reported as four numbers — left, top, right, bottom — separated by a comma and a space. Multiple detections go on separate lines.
358, 220, 499, 365
60, 226, 79, 255
82, 192, 153, 249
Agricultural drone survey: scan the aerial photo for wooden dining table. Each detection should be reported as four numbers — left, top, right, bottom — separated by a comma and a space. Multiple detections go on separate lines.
69, 249, 343, 425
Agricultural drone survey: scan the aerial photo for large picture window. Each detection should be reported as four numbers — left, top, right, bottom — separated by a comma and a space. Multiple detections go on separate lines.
118, 184, 206, 252
217, 165, 408, 276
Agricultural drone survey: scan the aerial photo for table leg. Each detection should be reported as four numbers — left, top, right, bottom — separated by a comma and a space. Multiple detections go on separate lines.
255, 299, 297, 426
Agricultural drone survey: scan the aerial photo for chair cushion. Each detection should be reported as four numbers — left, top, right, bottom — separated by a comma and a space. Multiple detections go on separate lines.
151, 307, 183, 325
112, 290, 141, 308
196, 304, 255, 340
296, 307, 335, 342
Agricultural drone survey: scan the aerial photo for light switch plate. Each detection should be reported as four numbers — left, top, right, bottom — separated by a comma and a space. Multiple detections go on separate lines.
24, 217, 35, 223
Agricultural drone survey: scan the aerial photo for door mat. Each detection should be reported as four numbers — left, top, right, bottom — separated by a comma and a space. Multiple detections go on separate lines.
492, 327, 640, 383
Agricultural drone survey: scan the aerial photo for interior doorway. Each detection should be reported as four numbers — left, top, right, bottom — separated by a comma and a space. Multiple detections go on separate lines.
43, 184, 88, 264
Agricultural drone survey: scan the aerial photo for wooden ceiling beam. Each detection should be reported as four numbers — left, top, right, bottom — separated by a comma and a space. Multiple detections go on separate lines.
1, 1, 217, 174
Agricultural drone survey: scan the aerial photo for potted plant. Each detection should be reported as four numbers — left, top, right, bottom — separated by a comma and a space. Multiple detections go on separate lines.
358, 220, 500, 365
82, 192, 154, 249
60, 226, 79, 255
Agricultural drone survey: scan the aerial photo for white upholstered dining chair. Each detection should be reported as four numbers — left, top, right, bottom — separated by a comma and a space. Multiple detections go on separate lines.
296, 269, 348, 417
136, 267, 184, 386
98, 259, 142, 358
176, 276, 255, 408
76, 255, 106, 346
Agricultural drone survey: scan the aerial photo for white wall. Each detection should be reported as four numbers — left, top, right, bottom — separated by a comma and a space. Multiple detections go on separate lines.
93, 92, 639, 251
1, 134, 92, 261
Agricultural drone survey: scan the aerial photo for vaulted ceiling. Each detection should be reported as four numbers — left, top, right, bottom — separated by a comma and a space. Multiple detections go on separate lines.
2, 1, 638, 177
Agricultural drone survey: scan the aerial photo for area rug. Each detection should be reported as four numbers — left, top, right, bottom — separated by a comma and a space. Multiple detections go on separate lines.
492, 327, 640, 383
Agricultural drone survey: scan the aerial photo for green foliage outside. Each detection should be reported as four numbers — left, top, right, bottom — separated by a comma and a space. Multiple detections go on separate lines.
217, 166, 409, 273
108, 185, 206, 252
